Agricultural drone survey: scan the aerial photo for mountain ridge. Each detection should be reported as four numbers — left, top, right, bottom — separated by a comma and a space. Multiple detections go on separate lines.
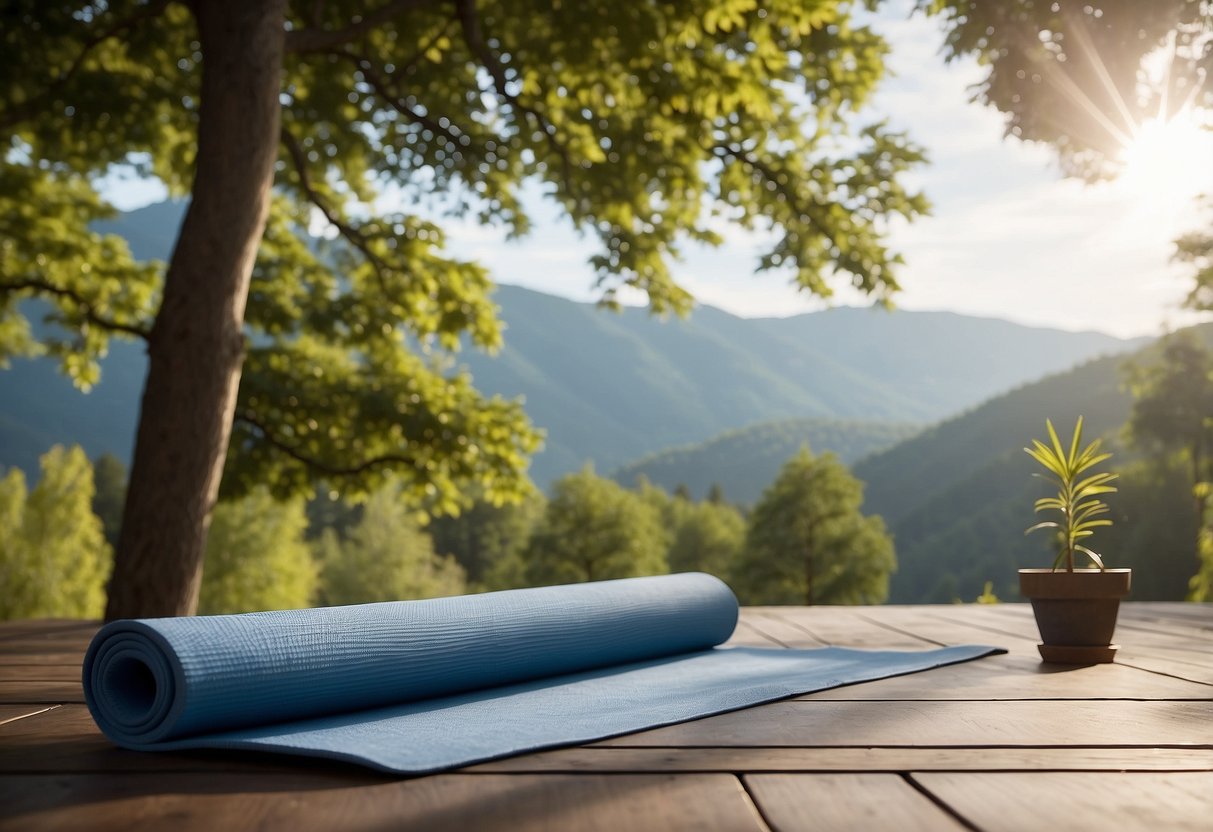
0, 201, 1142, 485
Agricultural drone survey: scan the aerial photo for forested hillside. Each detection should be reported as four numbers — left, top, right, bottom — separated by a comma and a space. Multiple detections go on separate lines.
860, 324, 1213, 603
612, 419, 920, 505
0, 202, 1139, 487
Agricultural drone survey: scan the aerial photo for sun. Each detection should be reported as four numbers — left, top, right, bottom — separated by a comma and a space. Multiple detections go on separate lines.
1117, 109, 1213, 205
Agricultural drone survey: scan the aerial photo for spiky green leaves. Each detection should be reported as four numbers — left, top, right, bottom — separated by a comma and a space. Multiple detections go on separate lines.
1024, 416, 1118, 571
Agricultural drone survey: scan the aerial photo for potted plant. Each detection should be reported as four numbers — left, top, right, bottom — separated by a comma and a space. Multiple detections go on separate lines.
1019, 417, 1131, 664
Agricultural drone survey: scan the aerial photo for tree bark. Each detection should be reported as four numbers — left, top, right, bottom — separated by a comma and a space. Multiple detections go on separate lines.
105, 0, 286, 619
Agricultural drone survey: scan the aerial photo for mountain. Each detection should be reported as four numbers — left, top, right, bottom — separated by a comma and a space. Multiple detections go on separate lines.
854, 323, 1213, 604
458, 285, 1140, 483
611, 418, 921, 506
0, 200, 1142, 485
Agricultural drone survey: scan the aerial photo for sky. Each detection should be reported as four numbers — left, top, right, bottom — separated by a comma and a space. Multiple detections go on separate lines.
106, 4, 1213, 339
434, 4, 1213, 339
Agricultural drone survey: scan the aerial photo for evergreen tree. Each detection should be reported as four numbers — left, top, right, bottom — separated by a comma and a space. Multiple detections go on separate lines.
525, 466, 667, 585
197, 488, 317, 614
734, 446, 894, 605
0, 445, 110, 619
318, 483, 465, 605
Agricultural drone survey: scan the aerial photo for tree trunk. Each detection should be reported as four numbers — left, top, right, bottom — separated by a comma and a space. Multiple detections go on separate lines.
105, 0, 286, 619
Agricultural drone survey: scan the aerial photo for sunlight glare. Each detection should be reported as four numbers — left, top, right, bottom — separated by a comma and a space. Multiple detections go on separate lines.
1118, 110, 1213, 205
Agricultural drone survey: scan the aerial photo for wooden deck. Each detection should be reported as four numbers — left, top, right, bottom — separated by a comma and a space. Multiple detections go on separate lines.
2, 603, 1212, 831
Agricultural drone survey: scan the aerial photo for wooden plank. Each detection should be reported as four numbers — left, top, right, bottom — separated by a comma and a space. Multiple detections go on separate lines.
0, 653, 87, 667
0, 705, 320, 774
0, 705, 57, 727
600, 700, 1213, 747
0, 679, 84, 704
914, 772, 1213, 832
749, 607, 938, 649
727, 619, 787, 648
800, 652, 1213, 701
0, 773, 768, 832
472, 746, 1213, 774
744, 773, 965, 831
0, 621, 97, 642
0, 665, 84, 682
737, 612, 829, 648
853, 606, 1039, 657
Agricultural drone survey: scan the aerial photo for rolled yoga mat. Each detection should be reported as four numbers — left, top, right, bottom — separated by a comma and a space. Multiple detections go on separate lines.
83, 572, 1004, 773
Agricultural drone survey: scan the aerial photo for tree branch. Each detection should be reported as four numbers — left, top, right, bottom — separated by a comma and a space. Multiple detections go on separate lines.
0, 277, 151, 340
237, 410, 417, 477
714, 143, 847, 264
332, 48, 465, 146
279, 127, 390, 279
453, 0, 577, 197
285, 0, 436, 54
0, 0, 170, 133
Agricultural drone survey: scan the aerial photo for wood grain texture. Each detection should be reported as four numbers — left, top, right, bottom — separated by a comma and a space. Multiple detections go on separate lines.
1, 605, 1211, 830
914, 772, 1213, 832
0, 679, 84, 704
600, 700, 1213, 747
799, 653, 1213, 700
471, 746, 1213, 774
744, 774, 966, 832
0, 773, 767, 832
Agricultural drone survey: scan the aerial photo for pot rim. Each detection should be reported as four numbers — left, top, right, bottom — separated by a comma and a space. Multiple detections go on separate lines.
1019, 567, 1132, 600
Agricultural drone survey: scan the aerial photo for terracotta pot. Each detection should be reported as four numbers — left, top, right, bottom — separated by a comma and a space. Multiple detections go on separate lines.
1018, 568, 1132, 664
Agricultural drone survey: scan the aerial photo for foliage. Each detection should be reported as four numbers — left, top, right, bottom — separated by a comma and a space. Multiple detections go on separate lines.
317, 482, 465, 605
667, 499, 747, 579
0, 0, 932, 500
524, 466, 667, 585
1125, 332, 1213, 492
91, 453, 126, 547
975, 581, 999, 604
428, 488, 545, 591
922, 0, 1212, 179
196, 488, 317, 614
0, 445, 110, 619
1024, 417, 1118, 571
1176, 197, 1213, 313
733, 446, 894, 605
1191, 484, 1213, 601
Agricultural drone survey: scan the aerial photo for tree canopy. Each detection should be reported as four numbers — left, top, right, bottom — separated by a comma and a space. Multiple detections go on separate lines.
733, 445, 894, 605
524, 466, 667, 585
923, 0, 1211, 178
0, 445, 111, 619
0, 0, 929, 617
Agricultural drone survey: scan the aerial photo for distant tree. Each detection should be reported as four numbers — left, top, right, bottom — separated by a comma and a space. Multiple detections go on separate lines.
667, 501, 746, 579
674, 483, 693, 502
91, 454, 127, 548
0, 445, 110, 619
1191, 486, 1213, 602
428, 488, 545, 591
525, 466, 667, 585
197, 488, 317, 614
707, 483, 727, 506
318, 483, 465, 605
734, 446, 895, 605
1, 2, 927, 620
1125, 333, 1213, 516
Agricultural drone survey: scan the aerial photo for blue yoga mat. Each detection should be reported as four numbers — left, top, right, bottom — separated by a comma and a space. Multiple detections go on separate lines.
83, 573, 1003, 773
